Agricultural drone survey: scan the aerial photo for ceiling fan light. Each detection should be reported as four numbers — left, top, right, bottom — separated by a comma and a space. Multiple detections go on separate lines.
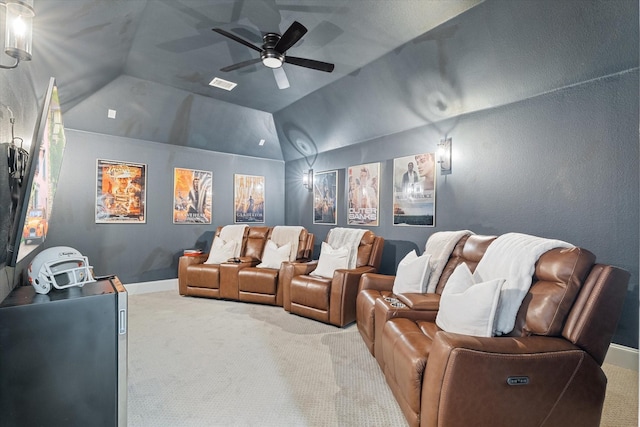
261, 50, 284, 69
262, 57, 282, 69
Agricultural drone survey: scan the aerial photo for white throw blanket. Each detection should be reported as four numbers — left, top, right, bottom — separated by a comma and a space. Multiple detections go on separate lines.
424, 230, 474, 293
474, 232, 573, 336
327, 228, 367, 269
218, 224, 248, 257
270, 226, 304, 261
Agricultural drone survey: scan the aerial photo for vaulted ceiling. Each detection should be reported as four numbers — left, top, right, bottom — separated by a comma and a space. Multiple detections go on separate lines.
15, 0, 639, 162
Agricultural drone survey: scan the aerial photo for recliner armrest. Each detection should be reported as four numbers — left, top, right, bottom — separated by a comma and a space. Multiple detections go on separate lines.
287, 260, 319, 275
178, 254, 209, 295
397, 293, 440, 310
359, 272, 395, 292
281, 260, 319, 311
234, 256, 259, 265
329, 266, 377, 326
180, 253, 208, 266
333, 265, 376, 279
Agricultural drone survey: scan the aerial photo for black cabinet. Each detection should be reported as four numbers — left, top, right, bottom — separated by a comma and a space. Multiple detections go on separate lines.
0, 278, 127, 427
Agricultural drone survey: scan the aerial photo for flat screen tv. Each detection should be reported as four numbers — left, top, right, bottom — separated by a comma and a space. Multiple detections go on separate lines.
7, 77, 66, 266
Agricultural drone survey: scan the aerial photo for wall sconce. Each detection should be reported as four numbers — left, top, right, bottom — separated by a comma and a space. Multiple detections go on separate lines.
302, 168, 313, 192
1, 0, 35, 70
437, 138, 452, 173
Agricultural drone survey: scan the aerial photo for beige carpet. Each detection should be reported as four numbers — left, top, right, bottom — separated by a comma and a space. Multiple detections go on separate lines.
127, 291, 408, 426
601, 363, 639, 427
127, 291, 638, 426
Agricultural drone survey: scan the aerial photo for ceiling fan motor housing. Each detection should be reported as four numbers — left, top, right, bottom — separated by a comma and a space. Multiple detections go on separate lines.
261, 33, 284, 68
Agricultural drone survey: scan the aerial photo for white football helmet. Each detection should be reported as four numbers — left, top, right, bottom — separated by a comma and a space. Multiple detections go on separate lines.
28, 246, 95, 294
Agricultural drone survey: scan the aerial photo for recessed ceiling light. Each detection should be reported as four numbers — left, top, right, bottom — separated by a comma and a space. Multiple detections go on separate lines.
209, 77, 237, 91
259, 139, 265, 146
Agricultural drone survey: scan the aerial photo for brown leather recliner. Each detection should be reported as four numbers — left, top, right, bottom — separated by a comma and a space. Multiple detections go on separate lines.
282, 230, 384, 327
356, 234, 497, 360
379, 245, 629, 427
356, 234, 496, 368
236, 228, 314, 306
178, 226, 267, 299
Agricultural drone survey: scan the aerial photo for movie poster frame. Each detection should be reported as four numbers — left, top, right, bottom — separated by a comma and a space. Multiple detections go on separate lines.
313, 169, 338, 225
347, 162, 380, 226
95, 159, 147, 224
392, 153, 436, 227
172, 168, 212, 224
234, 173, 265, 223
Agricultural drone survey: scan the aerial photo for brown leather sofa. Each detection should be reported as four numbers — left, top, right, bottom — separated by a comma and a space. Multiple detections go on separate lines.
178, 226, 314, 305
356, 234, 496, 365
236, 229, 314, 306
282, 230, 384, 327
378, 245, 629, 427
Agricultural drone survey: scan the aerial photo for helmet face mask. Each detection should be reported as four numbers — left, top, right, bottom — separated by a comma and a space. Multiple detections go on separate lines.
28, 247, 95, 294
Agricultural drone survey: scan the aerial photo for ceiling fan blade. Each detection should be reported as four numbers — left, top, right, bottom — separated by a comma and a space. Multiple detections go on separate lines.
275, 21, 307, 53
273, 67, 290, 90
221, 57, 262, 72
285, 56, 334, 73
230, 0, 244, 22
212, 28, 263, 53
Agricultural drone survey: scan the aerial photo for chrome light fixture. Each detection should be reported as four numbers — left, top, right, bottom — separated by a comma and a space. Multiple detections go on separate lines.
303, 168, 313, 192
1, 0, 34, 69
437, 138, 452, 173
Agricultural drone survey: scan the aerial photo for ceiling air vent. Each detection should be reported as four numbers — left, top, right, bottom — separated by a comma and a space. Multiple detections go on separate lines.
209, 77, 237, 91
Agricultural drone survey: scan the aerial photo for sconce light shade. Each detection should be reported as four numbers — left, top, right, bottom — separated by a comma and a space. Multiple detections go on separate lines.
303, 168, 313, 192
438, 138, 452, 173
1, 0, 34, 69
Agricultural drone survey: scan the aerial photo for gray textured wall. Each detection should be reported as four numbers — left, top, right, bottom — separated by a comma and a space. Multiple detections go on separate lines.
285, 70, 639, 348
41, 130, 285, 284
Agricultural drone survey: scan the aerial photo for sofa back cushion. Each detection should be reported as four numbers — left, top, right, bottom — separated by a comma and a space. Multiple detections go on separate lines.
355, 231, 384, 270
354, 231, 375, 267
243, 226, 270, 260
295, 229, 314, 260
562, 263, 629, 365
435, 235, 497, 294
508, 246, 595, 337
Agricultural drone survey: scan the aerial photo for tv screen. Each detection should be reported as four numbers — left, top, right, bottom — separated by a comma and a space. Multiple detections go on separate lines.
7, 77, 66, 266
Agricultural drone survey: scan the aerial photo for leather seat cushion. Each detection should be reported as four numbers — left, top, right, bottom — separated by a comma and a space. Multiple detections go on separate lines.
186, 264, 221, 289
238, 267, 279, 294
290, 275, 331, 311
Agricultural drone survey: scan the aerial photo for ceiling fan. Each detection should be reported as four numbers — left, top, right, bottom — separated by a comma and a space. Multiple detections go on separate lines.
213, 21, 335, 89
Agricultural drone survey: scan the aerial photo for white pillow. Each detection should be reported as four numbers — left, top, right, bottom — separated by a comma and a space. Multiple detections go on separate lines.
392, 250, 431, 295
257, 240, 292, 269
310, 242, 349, 279
204, 238, 237, 264
435, 263, 505, 337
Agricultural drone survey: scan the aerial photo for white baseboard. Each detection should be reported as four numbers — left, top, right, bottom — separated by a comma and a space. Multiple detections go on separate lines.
604, 343, 639, 371
124, 278, 178, 295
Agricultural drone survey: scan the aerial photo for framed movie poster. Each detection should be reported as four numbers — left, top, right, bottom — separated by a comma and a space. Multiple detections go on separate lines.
347, 162, 379, 226
173, 168, 212, 224
95, 159, 146, 223
313, 170, 338, 225
393, 153, 436, 226
234, 174, 264, 223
